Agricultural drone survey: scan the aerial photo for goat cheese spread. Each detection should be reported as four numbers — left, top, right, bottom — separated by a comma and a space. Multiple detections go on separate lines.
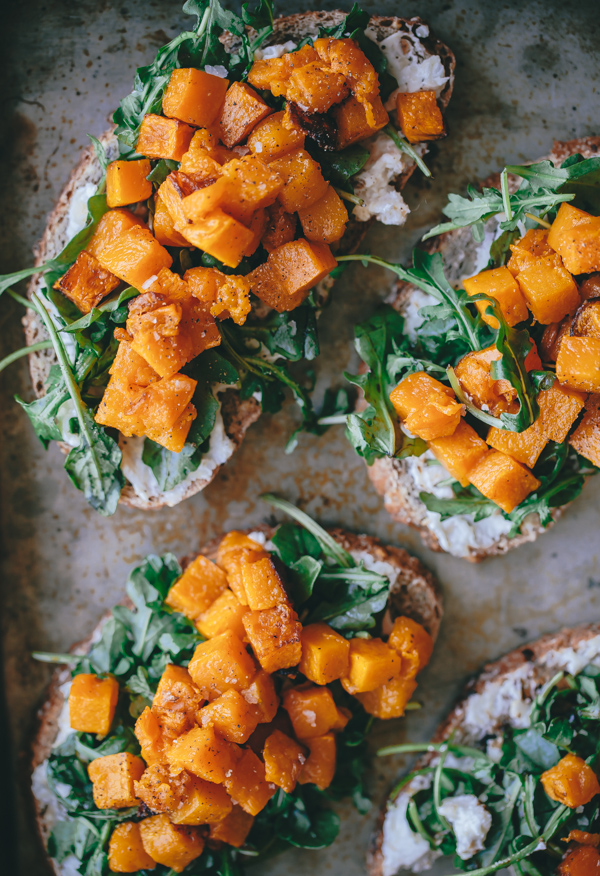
368, 29, 449, 109
381, 791, 439, 875
353, 133, 413, 225
65, 182, 96, 240
438, 795, 492, 860
253, 40, 297, 60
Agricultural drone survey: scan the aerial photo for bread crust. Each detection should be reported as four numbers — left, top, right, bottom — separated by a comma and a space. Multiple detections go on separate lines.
22, 12, 455, 510
30, 527, 441, 872
368, 621, 600, 876
366, 136, 600, 561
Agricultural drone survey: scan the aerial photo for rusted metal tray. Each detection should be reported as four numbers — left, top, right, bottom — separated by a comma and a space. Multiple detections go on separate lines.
1, 1, 599, 873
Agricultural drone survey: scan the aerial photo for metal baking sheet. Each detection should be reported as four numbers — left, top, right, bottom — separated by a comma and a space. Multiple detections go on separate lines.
1, 1, 599, 873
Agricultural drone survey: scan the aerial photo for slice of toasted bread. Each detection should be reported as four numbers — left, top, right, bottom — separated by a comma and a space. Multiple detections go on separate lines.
30, 527, 441, 872
23, 11, 454, 511
369, 621, 600, 876
367, 136, 600, 562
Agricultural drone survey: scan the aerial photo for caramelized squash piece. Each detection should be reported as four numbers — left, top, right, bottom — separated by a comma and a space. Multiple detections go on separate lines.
298, 733, 336, 790
166, 726, 238, 783
487, 417, 548, 469
270, 147, 328, 213
187, 629, 256, 699
185, 266, 251, 326
286, 62, 349, 114
109, 822, 156, 872
569, 395, 600, 466
241, 555, 287, 611
389, 372, 463, 441
170, 776, 233, 825
87, 208, 146, 259
262, 201, 297, 252
356, 675, 418, 719
181, 209, 256, 269
223, 748, 276, 815
135, 764, 189, 813
96, 226, 172, 291
241, 670, 279, 723
548, 203, 600, 275
516, 257, 580, 324
428, 420, 489, 487
537, 381, 586, 443
151, 664, 203, 736
333, 94, 388, 149
341, 638, 401, 694
541, 754, 600, 808
153, 189, 189, 247
242, 602, 302, 673
163, 68, 229, 128
299, 623, 350, 685
558, 846, 600, 876
209, 805, 254, 848
507, 228, 557, 276
248, 239, 337, 312
199, 689, 259, 744
137, 114, 195, 161
247, 110, 305, 162
454, 343, 541, 417
88, 752, 145, 809
263, 730, 306, 793
572, 298, 600, 340
139, 814, 204, 873
165, 554, 228, 619
557, 336, 600, 392
463, 266, 529, 328
69, 673, 119, 736
468, 449, 540, 513
283, 685, 340, 739
315, 38, 380, 124
387, 617, 434, 679
106, 159, 152, 208
55, 251, 121, 314
135, 706, 167, 765
298, 185, 348, 244
218, 81, 272, 148
396, 90, 445, 143
195, 589, 250, 641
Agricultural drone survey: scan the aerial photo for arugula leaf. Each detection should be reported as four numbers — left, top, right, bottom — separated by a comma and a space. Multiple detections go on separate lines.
271, 522, 322, 565
16, 364, 68, 447
308, 144, 370, 188
420, 485, 499, 523
146, 158, 179, 185
63, 409, 125, 515
60, 287, 138, 334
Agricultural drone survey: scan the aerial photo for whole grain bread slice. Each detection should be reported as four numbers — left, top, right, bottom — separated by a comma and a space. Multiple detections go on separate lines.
22, 11, 454, 510
368, 621, 600, 876
30, 527, 442, 871
366, 136, 600, 561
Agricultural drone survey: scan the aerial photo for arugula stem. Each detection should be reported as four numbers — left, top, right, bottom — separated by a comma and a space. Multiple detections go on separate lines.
317, 414, 348, 426
500, 169, 513, 221
32, 651, 79, 664
446, 366, 505, 428
432, 745, 450, 829
0, 340, 53, 374
7, 288, 42, 313
525, 212, 551, 229
0, 262, 54, 296
377, 741, 495, 762
261, 493, 354, 568
384, 124, 432, 178
334, 186, 364, 206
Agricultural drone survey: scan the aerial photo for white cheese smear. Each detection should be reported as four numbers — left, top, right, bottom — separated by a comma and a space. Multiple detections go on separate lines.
353, 133, 412, 226
438, 795, 492, 860
65, 182, 96, 239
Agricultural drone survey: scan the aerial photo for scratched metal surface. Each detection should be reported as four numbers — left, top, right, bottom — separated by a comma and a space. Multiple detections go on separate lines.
1, 0, 599, 873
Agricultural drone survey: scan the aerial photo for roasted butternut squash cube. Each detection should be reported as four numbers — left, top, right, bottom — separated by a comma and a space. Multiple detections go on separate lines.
263, 730, 306, 793
298, 733, 336, 790
145, 403, 196, 453
262, 201, 297, 253
166, 555, 228, 619
87, 208, 146, 260
334, 94, 389, 149
153, 189, 189, 247
248, 239, 337, 313
96, 226, 172, 292
196, 589, 250, 641
134, 763, 188, 812
270, 148, 328, 213
55, 251, 121, 314
287, 62, 349, 114
468, 449, 540, 513
241, 670, 279, 723
389, 372, 463, 441
463, 266, 529, 328
218, 82, 272, 148
186, 266, 252, 325
88, 752, 145, 809
217, 531, 266, 565
181, 209, 256, 270
247, 57, 289, 92
283, 685, 340, 739
548, 203, 593, 249
541, 754, 600, 808
69, 673, 119, 736
242, 603, 302, 673
163, 68, 229, 128
223, 747, 276, 815
340, 638, 401, 694
299, 623, 350, 685
298, 186, 348, 245
428, 420, 489, 487
187, 629, 256, 699
137, 114, 195, 161
199, 689, 259, 744
166, 726, 238, 783
247, 110, 305, 162
139, 814, 204, 873
557, 336, 600, 392
538, 381, 587, 443
170, 776, 233, 825
221, 156, 284, 224
454, 343, 541, 417
396, 90, 445, 143
179, 134, 223, 182
241, 556, 287, 610
507, 229, 557, 276
106, 159, 152, 208
356, 675, 418, 719
558, 846, 600, 876
142, 374, 197, 432
548, 203, 600, 274
331, 706, 351, 731
152, 664, 203, 736
135, 706, 166, 765
487, 417, 548, 468
109, 822, 156, 872
209, 804, 254, 848
516, 257, 580, 324
387, 617, 434, 679
569, 395, 600, 466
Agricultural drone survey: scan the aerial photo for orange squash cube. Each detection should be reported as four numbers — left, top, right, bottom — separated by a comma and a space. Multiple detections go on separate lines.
428, 420, 489, 487
166, 555, 228, 619
247, 110, 305, 161
389, 372, 463, 441
537, 381, 586, 443
151, 665, 203, 736
298, 734, 336, 790
516, 257, 580, 324
331, 706, 351, 731
144, 403, 196, 454
283, 685, 340, 739
299, 623, 350, 685
142, 374, 198, 432
134, 763, 187, 812
242, 603, 302, 673
248, 239, 337, 313
241, 670, 279, 723
181, 209, 256, 270
209, 804, 254, 848
541, 754, 600, 808
262, 201, 297, 253
569, 396, 600, 466
163, 68, 229, 128
220, 156, 284, 224
486, 417, 548, 468
223, 748, 276, 815
137, 114, 195, 161
135, 706, 166, 765
270, 148, 328, 213
69, 673, 119, 736
199, 689, 259, 744
109, 823, 156, 872
468, 449, 541, 513
96, 225, 172, 291
387, 617, 434, 679
153, 190, 189, 247
557, 336, 600, 392
195, 589, 250, 641
548, 203, 600, 274
298, 185, 348, 245
170, 776, 233, 825
333, 94, 389, 149
241, 556, 287, 611
139, 814, 204, 873
106, 159, 152, 208
56, 251, 121, 314
218, 81, 272, 148
179, 139, 223, 183
454, 343, 541, 417
217, 531, 266, 565
340, 638, 401, 694
87, 208, 146, 259
166, 726, 237, 783
396, 91, 445, 144
356, 675, 418, 719
187, 630, 256, 699
463, 266, 529, 328
558, 846, 600, 876
507, 229, 557, 276
286, 62, 349, 114
263, 730, 306, 793
88, 752, 145, 809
